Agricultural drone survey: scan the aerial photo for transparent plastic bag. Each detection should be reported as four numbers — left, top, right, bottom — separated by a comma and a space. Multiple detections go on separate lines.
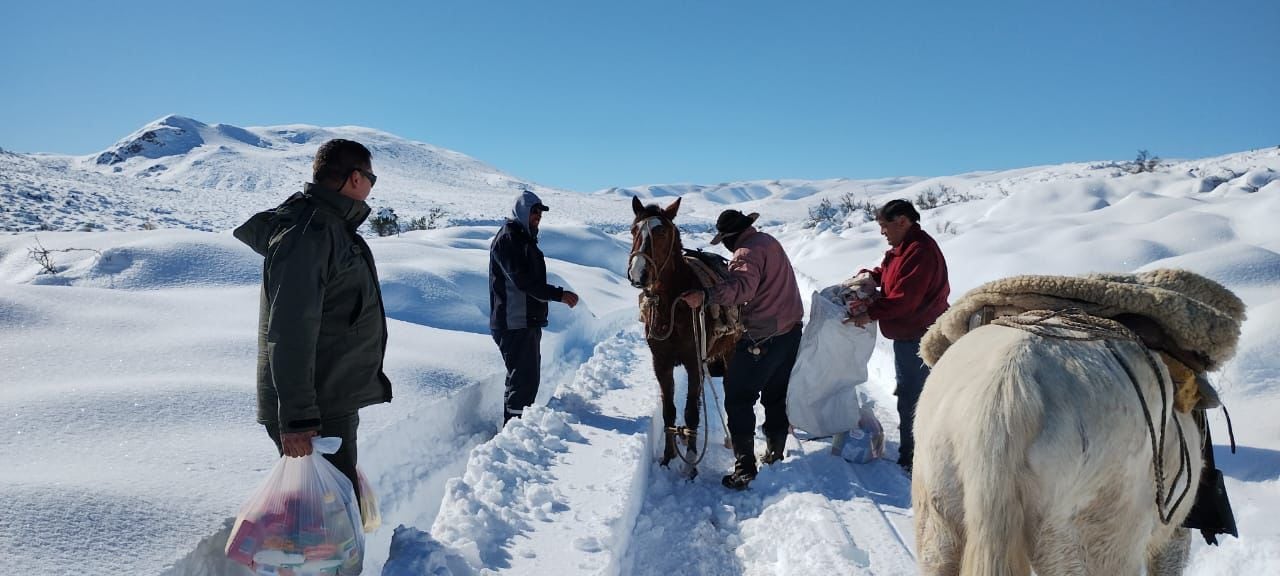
356, 468, 380, 534
225, 437, 365, 575
844, 405, 886, 464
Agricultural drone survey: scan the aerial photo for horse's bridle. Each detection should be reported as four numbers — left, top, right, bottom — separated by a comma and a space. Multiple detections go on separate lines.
630, 215, 683, 341
629, 215, 677, 292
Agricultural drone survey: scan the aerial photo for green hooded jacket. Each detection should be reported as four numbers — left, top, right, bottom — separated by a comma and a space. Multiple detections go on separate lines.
234, 183, 392, 432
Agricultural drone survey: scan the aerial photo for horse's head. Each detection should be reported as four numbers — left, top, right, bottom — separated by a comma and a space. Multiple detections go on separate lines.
628, 196, 683, 290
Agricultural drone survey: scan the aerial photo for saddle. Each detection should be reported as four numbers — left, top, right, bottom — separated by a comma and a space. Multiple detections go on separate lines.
923, 269, 1245, 372
683, 249, 744, 341
943, 270, 1244, 546
966, 307, 1216, 413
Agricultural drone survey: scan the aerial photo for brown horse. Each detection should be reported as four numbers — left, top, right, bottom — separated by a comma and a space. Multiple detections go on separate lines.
627, 196, 738, 473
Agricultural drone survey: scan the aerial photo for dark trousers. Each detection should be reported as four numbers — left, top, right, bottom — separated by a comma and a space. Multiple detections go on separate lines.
724, 325, 803, 441
492, 327, 542, 423
892, 339, 930, 465
266, 413, 361, 505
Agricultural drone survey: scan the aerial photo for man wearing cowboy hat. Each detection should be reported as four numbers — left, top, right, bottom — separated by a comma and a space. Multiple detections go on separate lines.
680, 209, 804, 490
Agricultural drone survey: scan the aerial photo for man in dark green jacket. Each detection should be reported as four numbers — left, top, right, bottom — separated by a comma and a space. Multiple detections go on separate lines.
233, 139, 392, 501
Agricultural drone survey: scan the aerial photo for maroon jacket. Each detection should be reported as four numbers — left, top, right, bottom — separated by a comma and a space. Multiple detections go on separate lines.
863, 225, 950, 341
709, 227, 805, 340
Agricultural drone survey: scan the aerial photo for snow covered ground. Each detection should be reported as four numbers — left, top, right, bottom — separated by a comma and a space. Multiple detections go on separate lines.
1, 119, 1278, 574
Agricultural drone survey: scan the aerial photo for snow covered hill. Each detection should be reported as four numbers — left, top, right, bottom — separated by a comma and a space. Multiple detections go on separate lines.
1, 123, 1278, 575
0, 115, 628, 233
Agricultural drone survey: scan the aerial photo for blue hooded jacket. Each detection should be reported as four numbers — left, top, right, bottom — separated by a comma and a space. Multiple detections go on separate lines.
489, 190, 564, 330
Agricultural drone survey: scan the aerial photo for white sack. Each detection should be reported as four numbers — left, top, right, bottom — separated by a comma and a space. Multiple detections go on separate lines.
787, 286, 878, 436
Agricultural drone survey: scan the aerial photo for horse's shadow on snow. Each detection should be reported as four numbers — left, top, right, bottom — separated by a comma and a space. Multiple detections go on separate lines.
1215, 444, 1280, 482
548, 393, 649, 436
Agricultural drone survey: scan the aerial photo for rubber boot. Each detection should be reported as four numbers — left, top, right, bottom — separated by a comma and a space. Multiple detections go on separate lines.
762, 433, 786, 465
722, 435, 758, 490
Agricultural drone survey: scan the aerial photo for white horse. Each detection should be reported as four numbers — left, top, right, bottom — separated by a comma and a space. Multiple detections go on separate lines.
912, 316, 1201, 576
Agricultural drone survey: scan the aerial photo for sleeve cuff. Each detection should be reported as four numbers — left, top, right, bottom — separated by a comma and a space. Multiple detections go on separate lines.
283, 418, 322, 433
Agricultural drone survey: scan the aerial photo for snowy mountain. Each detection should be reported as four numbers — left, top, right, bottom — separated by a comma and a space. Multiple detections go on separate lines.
0, 114, 622, 233
1, 124, 1278, 575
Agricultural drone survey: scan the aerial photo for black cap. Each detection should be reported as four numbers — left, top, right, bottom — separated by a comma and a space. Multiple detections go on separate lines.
710, 210, 759, 245
534, 203, 550, 212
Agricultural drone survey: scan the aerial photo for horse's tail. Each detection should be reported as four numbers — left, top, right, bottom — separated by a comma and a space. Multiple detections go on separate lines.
958, 341, 1042, 576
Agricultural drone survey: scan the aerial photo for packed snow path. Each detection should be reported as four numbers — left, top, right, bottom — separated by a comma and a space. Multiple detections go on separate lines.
385, 325, 918, 574
620, 347, 917, 575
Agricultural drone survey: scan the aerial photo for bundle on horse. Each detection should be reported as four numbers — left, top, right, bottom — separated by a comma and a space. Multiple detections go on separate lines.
911, 269, 1244, 576
627, 196, 741, 474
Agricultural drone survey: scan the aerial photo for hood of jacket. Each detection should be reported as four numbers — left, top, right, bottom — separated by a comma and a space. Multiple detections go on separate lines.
234, 183, 371, 255
510, 189, 547, 238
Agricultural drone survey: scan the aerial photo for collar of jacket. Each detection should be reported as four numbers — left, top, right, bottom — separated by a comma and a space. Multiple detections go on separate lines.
506, 218, 538, 243
732, 226, 758, 246
889, 224, 926, 256
304, 182, 372, 229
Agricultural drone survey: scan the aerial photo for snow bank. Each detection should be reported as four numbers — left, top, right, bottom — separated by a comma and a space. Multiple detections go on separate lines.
419, 329, 657, 574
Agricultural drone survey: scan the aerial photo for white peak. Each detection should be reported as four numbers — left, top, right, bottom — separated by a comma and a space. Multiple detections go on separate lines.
93, 115, 268, 166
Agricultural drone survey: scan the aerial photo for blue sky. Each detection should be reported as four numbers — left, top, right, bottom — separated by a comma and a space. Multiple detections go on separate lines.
2, 1, 1277, 192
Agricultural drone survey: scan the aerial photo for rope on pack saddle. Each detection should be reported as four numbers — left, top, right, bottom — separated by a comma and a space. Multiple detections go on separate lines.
993, 308, 1195, 526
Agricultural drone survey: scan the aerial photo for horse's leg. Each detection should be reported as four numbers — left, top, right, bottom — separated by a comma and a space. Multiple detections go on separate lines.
1146, 528, 1191, 576
653, 353, 678, 466
682, 354, 702, 450
913, 468, 963, 576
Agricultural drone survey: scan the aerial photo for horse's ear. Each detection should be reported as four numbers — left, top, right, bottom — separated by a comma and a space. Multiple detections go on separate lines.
663, 197, 682, 220
632, 196, 644, 216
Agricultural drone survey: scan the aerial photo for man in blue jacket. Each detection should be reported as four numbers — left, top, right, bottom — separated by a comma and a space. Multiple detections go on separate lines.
489, 190, 579, 424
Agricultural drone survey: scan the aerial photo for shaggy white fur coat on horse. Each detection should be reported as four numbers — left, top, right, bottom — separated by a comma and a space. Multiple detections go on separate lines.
911, 269, 1244, 576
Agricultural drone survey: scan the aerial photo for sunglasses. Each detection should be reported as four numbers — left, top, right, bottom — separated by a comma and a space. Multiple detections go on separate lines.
354, 168, 377, 188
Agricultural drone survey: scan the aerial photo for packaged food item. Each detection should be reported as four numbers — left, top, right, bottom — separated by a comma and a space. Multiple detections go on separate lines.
356, 468, 381, 533
225, 437, 364, 575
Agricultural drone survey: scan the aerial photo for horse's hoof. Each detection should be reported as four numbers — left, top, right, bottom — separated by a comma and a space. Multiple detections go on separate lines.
682, 462, 699, 480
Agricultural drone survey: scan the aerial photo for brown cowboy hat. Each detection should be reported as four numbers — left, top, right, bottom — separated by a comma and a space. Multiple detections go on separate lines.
710, 210, 760, 245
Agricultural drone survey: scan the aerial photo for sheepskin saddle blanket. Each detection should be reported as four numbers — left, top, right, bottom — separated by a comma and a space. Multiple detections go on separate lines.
921, 268, 1246, 373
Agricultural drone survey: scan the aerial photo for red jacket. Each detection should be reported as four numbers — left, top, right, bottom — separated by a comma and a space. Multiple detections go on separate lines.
862, 225, 950, 341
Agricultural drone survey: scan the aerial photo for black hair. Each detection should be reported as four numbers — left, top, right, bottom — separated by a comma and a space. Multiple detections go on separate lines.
876, 199, 920, 223
312, 139, 372, 188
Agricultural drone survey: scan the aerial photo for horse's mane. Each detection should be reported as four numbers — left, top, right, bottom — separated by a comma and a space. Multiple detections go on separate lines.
635, 204, 666, 220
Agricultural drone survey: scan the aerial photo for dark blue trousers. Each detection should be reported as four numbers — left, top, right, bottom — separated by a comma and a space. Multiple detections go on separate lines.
723, 325, 803, 441
893, 339, 930, 466
492, 327, 542, 423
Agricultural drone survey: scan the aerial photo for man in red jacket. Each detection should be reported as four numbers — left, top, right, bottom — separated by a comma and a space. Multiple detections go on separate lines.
847, 199, 949, 473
